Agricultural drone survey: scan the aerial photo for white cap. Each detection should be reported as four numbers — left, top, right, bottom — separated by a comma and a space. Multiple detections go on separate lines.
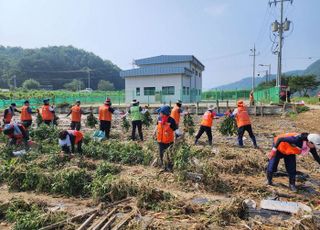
308, 134, 320, 149
208, 105, 215, 111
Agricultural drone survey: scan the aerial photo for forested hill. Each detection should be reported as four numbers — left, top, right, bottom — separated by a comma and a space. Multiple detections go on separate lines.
0, 46, 124, 90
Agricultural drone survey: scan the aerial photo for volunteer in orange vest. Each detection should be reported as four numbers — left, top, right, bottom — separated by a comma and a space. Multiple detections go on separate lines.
58, 130, 84, 153
232, 100, 258, 148
98, 98, 114, 139
20, 100, 35, 129
170, 100, 183, 127
267, 133, 320, 192
41, 99, 55, 125
3, 103, 20, 125
154, 105, 180, 170
3, 123, 28, 148
66, 100, 89, 131
249, 91, 254, 106
195, 105, 224, 146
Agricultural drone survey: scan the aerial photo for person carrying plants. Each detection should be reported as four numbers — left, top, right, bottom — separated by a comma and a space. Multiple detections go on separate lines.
232, 100, 258, 148
58, 130, 84, 154
20, 100, 35, 129
3, 103, 20, 125
66, 100, 89, 131
153, 105, 181, 169
128, 99, 143, 141
98, 98, 114, 139
266, 133, 320, 192
2, 123, 29, 149
194, 105, 224, 146
40, 99, 55, 125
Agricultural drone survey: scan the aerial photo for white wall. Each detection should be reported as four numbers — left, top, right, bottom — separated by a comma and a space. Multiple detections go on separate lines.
125, 74, 183, 104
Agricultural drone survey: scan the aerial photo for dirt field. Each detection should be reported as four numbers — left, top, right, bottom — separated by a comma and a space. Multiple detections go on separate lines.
1, 109, 320, 229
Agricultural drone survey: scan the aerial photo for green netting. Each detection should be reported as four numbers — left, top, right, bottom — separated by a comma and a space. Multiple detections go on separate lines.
202, 90, 250, 101
253, 87, 280, 104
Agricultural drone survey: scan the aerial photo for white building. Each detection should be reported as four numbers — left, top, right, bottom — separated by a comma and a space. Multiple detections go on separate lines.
120, 55, 205, 104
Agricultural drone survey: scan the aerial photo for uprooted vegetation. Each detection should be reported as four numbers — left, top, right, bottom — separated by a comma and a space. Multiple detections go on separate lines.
1, 111, 320, 229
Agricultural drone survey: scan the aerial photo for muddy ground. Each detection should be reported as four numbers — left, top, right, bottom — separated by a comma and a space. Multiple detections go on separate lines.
1, 109, 320, 229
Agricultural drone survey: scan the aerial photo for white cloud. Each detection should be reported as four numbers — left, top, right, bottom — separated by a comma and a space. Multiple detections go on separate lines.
204, 2, 230, 16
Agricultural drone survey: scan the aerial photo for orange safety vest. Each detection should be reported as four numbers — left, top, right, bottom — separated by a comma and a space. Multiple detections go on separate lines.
236, 106, 251, 128
41, 105, 54, 121
274, 133, 301, 155
99, 105, 112, 121
201, 111, 214, 127
157, 120, 174, 144
170, 105, 181, 125
21, 106, 32, 121
67, 130, 83, 144
4, 110, 13, 123
71, 105, 81, 122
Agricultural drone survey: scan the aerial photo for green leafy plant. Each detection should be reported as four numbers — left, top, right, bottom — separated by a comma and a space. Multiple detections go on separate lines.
183, 113, 195, 136
218, 116, 237, 136
121, 116, 130, 132
86, 112, 98, 128
142, 110, 153, 127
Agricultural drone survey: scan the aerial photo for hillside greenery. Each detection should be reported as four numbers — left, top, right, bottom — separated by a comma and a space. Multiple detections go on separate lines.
0, 45, 124, 90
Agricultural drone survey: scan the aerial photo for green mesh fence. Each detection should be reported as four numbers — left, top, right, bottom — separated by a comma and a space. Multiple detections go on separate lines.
202, 89, 251, 101
253, 87, 280, 104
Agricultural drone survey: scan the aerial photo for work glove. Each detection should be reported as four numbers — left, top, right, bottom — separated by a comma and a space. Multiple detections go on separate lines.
267, 147, 277, 160
175, 129, 183, 137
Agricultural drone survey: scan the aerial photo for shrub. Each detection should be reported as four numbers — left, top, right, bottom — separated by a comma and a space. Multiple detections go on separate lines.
95, 162, 121, 177
51, 168, 91, 197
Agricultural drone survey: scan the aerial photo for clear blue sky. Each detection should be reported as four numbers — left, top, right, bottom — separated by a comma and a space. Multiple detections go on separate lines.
0, 0, 319, 89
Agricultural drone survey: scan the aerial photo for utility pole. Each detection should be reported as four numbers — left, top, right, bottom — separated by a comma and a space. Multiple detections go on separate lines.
259, 64, 271, 82
87, 69, 91, 89
13, 75, 17, 89
250, 44, 259, 90
269, 0, 293, 87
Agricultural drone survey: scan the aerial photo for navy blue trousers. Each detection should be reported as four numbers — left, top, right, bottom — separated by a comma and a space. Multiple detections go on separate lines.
267, 151, 296, 180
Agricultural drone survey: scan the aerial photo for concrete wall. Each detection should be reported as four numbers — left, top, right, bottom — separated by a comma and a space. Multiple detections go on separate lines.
125, 74, 183, 104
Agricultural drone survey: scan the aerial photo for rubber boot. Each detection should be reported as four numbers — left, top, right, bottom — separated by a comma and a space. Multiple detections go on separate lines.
208, 140, 213, 146
238, 135, 244, 147
194, 138, 199, 145
289, 177, 297, 192
266, 172, 273, 185
251, 136, 258, 149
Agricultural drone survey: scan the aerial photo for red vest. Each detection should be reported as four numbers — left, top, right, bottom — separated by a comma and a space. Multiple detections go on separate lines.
170, 106, 181, 125
236, 107, 251, 128
71, 105, 81, 122
99, 105, 112, 121
201, 111, 214, 127
21, 106, 32, 121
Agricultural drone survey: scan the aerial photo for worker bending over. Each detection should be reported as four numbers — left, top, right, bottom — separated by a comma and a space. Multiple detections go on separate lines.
58, 130, 84, 154
3, 123, 29, 149
267, 133, 320, 192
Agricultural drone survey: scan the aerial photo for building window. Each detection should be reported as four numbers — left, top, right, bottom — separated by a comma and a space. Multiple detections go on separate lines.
136, 87, 140, 96
183, 87, 186, 95
162, 86, 175, 95
192, 68, 195, 73
198, 89, 201, 95
144, 87, 155, 96
195, 70, 198, 76
187, 87, 190, 95
199, 72, 202, 77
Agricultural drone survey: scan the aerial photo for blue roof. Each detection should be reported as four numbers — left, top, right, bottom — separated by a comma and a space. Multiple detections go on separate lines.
135, 55, 205, 70
120, 66, 192, 78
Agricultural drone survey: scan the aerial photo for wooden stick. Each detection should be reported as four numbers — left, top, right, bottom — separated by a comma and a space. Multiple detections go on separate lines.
100, 215, 117, 230
104, 197, 132, 209
39, 209, 98, 230
77, 211, 98, 230
112, 209, 137, 230
91, 208, 117, 230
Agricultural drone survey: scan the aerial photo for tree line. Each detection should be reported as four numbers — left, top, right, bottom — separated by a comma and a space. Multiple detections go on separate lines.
256, 74, 320, 96
0, 46, 124, 90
